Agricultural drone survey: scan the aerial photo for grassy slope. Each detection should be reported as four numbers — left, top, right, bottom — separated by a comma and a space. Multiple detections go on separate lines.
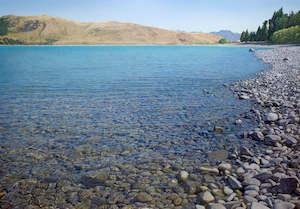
0, 15, 221, 45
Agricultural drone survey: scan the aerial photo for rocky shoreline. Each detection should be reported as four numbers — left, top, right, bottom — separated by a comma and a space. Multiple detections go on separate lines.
193, 46, 300, 209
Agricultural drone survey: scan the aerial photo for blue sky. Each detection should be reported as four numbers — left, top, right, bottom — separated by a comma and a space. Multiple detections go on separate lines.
0, 0, 300, 33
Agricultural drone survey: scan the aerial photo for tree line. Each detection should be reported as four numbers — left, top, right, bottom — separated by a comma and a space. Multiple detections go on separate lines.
240, 8, 300, 42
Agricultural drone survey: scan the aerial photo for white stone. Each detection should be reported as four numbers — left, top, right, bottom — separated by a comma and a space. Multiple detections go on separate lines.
265, 112, 278, 122
180, 171, 189, 182
236, 167, 245, 175
235, 119, 243, 125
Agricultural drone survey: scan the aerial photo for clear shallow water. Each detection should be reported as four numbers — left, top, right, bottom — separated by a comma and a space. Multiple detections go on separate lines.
0, 46, 266, 208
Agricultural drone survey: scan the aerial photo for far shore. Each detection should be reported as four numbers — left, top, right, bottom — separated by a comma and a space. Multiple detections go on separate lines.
0, 43, 298, 48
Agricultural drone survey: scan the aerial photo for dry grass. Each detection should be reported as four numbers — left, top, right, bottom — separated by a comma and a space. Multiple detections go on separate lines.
1, 15, 221, 45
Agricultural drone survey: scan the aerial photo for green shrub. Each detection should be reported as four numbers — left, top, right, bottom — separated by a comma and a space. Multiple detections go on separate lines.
0, 18, 8, 36
218, 38, 228, 44
271, 25, 300, 44
0, 38, 23, 45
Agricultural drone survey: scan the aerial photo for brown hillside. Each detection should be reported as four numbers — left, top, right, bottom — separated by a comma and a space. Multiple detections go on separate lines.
0, 15, 221, 45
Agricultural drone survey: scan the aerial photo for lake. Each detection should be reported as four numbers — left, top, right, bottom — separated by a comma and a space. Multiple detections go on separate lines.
0, 46, 266, 208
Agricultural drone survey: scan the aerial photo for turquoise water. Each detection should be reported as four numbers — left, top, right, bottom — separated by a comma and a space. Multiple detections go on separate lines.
0, 46, 266, 207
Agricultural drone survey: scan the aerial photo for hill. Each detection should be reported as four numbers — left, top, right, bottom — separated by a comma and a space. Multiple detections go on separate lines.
210, 30, 241, 42
0, 15, 221, 45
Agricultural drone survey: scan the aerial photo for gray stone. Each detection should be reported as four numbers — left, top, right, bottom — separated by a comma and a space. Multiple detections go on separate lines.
265, 112, 278, 122
244, 163, 260, 170
209, 183, 219, 189
224, 201, 242, 209
224, 193, 236, 202
244, 190, 258, 197
196, 205, 206, 209
242, 178, 261, 186
260, 158, 269, 165
223, 186, 233, 195
199, 166, 219, 174
277, 194, 291, 201
240, 146, 253, 156
245, 185, 259, 191
187, 183, 197, 195
264, 135, 281, 146
284, 136, 298, 147
249, 202, 270, 209
253, 172, 278, 182
208, 203, 226, 209
200, 191, 215, 203
257, 195, 267, 201
236, 167, 245, 175
244, 195, 257, 204
218, 162, 232, 171
208, 150, 228, 161
239, 94, 250, 100
250, 131, 264, 141
136, 192, 152, 202
228, 176, 242, 189
80, 175, 105, 188
251, 157, 260, 164
273, 201, 295, 209
278, 177, 299, 194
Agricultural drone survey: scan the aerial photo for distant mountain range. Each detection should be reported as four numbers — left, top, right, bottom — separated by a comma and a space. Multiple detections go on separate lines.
0, 15, 222, 45
210, 30, 241, 42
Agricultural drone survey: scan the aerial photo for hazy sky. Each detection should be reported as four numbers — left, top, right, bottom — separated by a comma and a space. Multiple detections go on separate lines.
1, 0, 300, 33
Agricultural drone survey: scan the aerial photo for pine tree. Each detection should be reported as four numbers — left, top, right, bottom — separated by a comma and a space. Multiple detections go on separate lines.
262, 21, 269, 41
256, 26, 262, 41
249, 32, 256, 41
244, 30, 249, 42
268, 8, 284, 39
240, 31, 246, 42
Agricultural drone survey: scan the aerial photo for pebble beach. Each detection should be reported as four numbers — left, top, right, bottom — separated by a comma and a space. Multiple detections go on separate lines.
217, 46, 300, 209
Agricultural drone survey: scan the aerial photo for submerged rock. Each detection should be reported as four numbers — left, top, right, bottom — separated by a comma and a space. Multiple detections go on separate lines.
208, 150, 228, 161
249, 48, 255, 52
199, 166, 219, 174
136, 192, 152, 202
215, 126, 225, 134
179, 170, 189, 182
80, 176, 104, 188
